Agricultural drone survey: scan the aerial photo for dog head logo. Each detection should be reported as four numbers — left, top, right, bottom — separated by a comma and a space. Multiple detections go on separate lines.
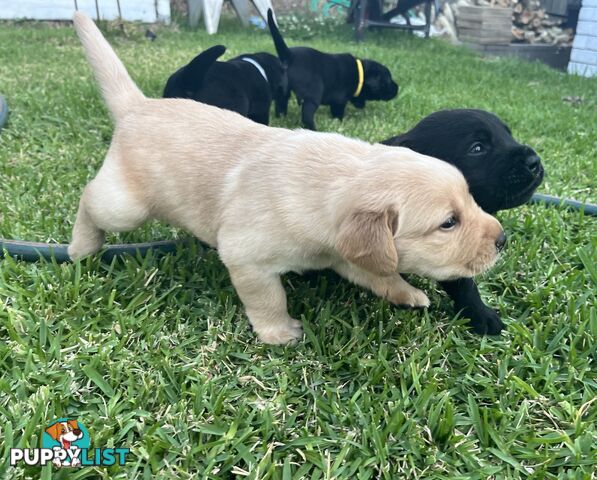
42, 418, 90, 468
10, 417, 129, 468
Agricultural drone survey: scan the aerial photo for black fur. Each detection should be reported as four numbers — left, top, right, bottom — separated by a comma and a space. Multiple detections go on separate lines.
163, 45, 287, 125
267, 10, 398, 130
383, 109, 544, 335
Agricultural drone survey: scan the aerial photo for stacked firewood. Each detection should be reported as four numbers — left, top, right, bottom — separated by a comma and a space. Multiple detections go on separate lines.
510, 0, 573, 45
431, 0, 574, 45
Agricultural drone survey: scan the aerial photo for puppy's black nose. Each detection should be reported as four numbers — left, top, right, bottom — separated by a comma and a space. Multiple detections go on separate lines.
525, 154, 541, 174
73, 429, 82, 436
495, 232, 507, 252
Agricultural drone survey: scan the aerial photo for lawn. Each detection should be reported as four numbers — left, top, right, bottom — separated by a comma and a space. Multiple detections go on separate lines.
0, 14, 595, 479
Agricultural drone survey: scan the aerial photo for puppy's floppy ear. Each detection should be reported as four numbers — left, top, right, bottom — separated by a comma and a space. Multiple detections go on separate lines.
336, 209, 398, 276
45, 423, 63, 440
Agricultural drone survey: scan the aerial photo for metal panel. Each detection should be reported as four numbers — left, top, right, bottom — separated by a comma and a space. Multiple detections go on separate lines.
0, 0, 170, 22
0, 0, 75, 20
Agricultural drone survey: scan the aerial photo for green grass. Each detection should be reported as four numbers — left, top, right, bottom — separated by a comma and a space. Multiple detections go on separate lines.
0, 15, 596, 479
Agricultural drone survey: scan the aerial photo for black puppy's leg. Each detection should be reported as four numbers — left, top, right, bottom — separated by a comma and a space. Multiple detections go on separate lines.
301, 99, 320, 131
275, 91, 290, 117
250, 108, 270, 126
330, 102, 347, 120
296, 82, 323, 130
440, 278, 505, 335
351, 97, 366, 109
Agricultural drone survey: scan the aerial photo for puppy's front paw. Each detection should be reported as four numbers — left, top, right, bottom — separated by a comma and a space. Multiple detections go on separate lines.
255, 318, 303, 345
467, 305, 505, 335
67, 237, 103, 260
388, 287, 430, 308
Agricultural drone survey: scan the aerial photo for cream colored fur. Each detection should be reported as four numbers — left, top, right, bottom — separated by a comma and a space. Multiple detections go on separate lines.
69, 12, 504, 344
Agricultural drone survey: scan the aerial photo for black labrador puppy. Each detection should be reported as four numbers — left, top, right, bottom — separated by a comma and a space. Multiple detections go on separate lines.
267, 10, 398, 130
163, 45, 287, 126
383, 109, 544, 334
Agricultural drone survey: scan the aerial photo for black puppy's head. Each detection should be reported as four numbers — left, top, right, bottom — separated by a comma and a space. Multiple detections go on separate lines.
358, 59, 399, 101
163, 45, 226, 99
382, 109, 544, 213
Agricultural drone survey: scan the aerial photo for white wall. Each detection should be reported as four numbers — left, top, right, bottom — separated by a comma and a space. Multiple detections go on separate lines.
568, 0, 597, 77
0, 0, 171, 23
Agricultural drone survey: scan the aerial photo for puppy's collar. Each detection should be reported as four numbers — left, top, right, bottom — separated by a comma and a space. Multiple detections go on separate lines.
241, 57, 268, 83
354, 58, 364, 97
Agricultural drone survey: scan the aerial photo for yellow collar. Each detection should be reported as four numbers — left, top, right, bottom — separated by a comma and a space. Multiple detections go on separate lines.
354, 58, 364, 97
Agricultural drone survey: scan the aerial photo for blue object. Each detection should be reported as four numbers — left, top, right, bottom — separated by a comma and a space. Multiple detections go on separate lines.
249, 15, 266, 29
0, 95, 8, 130
0, 239, 181, 263
530, 193, 597, 216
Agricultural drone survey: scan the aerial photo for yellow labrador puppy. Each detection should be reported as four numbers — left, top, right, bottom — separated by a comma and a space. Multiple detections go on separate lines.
69, 13, 505, 344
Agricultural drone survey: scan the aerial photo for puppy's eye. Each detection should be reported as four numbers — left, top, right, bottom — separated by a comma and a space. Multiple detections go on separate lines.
440, 216, 458, 230
469, 142, 485, 154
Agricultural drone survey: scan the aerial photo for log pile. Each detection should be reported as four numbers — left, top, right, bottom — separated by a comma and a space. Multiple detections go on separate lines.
431, 0, 574, 45
509, 0, 573, 45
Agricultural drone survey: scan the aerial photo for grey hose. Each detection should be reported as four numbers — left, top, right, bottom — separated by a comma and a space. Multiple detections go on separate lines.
0, 193, 595, 263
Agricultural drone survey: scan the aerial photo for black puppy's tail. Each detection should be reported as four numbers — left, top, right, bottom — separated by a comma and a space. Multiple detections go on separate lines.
267, 9, 292, 64
380, 134, 407, 147
163, 45, 226, 97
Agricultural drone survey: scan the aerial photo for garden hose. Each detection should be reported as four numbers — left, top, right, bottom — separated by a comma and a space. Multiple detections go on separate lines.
0, 95, 8, 130
528, 193, 597, 216
0, 239, 181, 263
0, 193, 595, 263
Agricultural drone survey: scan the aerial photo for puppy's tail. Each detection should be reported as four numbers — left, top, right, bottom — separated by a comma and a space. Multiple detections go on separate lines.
380, 134, 407, 147
163, 45, 226, 98
267, 9, 292, 64
73, 12, 144, 121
